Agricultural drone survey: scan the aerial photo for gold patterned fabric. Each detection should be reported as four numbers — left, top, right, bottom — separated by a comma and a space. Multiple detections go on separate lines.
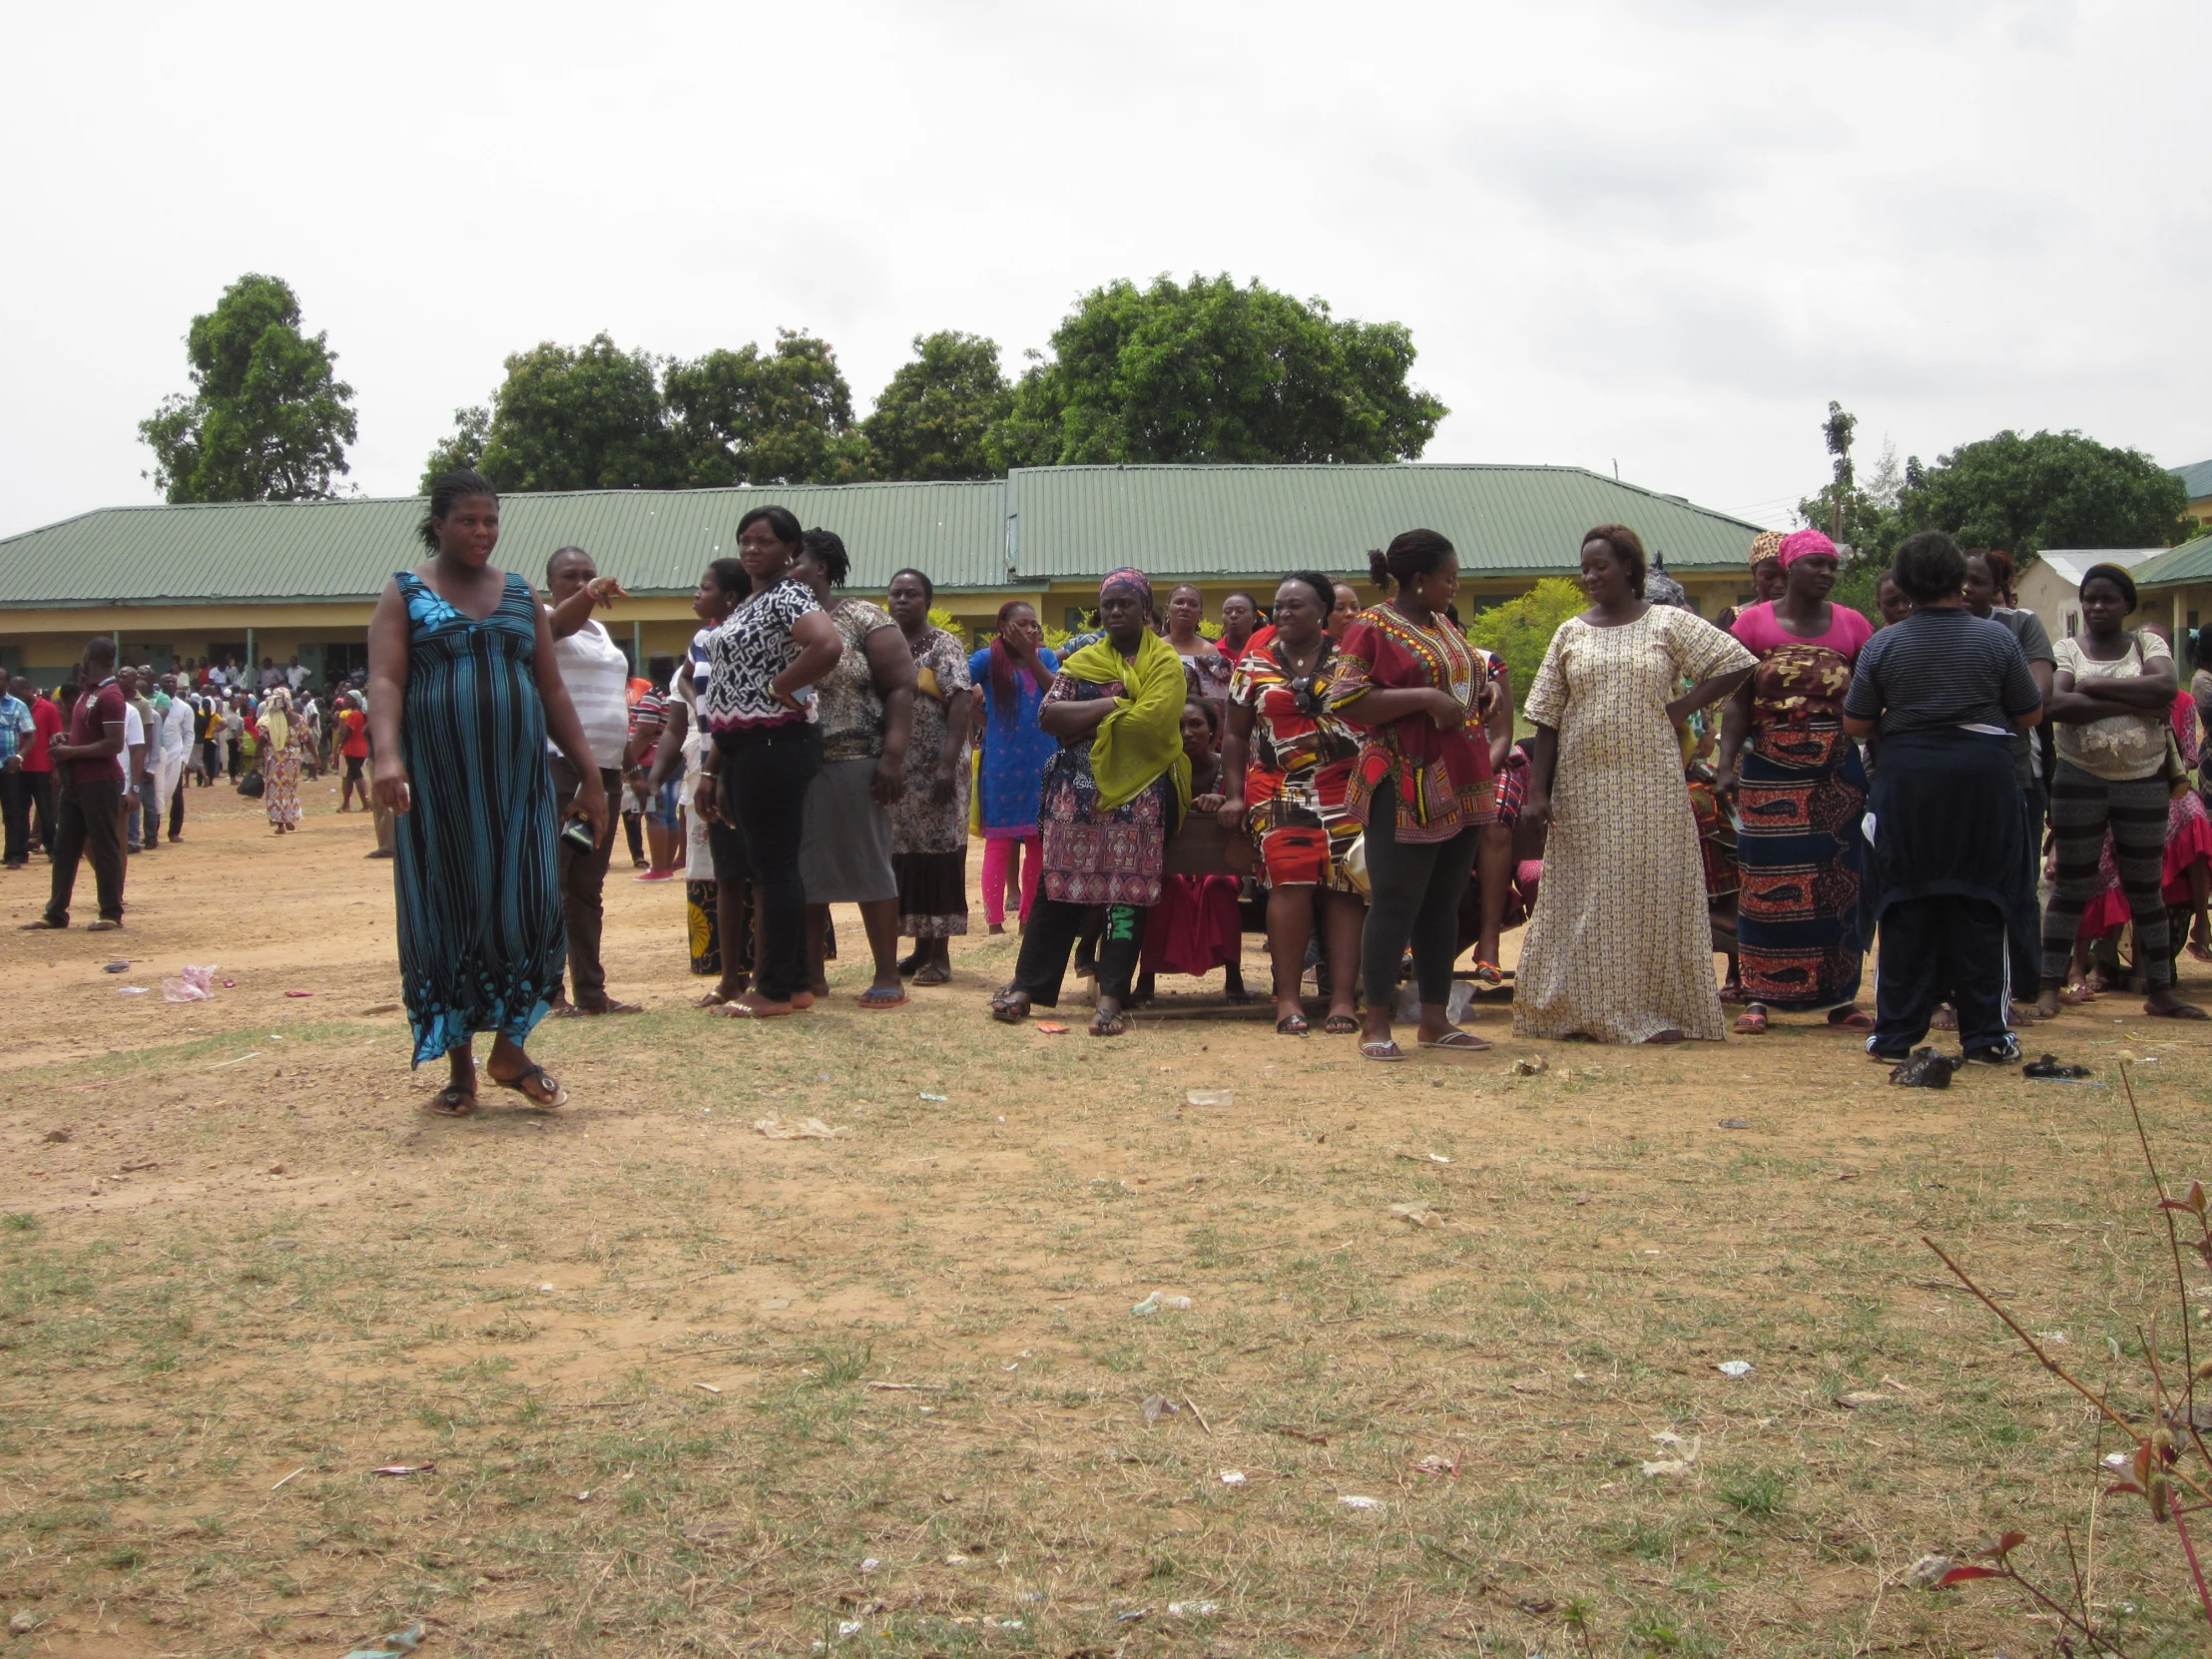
1514, 607, 1756, 1043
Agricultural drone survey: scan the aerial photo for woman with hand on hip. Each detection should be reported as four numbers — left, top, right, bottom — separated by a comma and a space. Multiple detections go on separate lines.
1514, 525, 1756, 1045
364, 469, 609, 1115
693, 506, 843, 1018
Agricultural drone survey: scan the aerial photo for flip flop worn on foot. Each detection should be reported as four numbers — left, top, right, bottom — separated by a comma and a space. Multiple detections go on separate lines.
1276, 1012, 1310, 1035
1734, 1003, 1770, 1034
1826, 1008, 1876, 1032
1361, 1038, 1405, 1061
911, 964, 950, 987
858, 986, 908, 1010
695, 990, 739, 1009
1324, 1013, 1360, 1035
990, 990, 1030, 1024
1088, 1010, 1128, 1037
1469, 959, 1503, 988
2059, 980, 2097, 1005
428, 1086, 476, 1117
1419, 1028, 1491, 1050
491, 1064, 568, 1108
19, 916, 65, 930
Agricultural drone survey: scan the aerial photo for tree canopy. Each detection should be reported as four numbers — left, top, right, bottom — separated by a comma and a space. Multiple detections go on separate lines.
1465, 577, 1587, 716
665, 331, 866, 487
140, 274, 358, 503
861, 332, 1012, 482
990, 275, 1446, 469
1897, 429, 2190, 555
465, 334, 676, 494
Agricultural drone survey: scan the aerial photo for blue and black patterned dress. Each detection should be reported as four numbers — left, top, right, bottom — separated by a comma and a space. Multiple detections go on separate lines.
392, 569, 565, 1063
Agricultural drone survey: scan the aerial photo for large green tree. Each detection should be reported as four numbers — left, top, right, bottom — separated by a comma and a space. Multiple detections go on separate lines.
988, 274, 1446, 469
860, 331, 1012, 481
1896, 429, 2189, 554
665, 330, 868, 486
139, 274, 358, 502
465, 334, 678, 493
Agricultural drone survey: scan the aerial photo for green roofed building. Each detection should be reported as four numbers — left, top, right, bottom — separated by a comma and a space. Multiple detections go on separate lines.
0, 464, 1768, 683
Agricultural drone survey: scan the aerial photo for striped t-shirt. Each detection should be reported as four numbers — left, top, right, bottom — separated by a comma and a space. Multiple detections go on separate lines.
1841, 607, 2042, 737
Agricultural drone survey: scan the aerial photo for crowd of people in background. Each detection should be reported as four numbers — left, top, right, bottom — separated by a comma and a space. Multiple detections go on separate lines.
19, 465, 2212, 1108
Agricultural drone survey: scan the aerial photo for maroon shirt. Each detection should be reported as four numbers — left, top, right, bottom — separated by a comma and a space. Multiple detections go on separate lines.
67, 680, 128, 786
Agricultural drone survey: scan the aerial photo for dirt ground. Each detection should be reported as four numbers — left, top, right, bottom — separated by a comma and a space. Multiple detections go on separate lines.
7, 771, 2212, 1658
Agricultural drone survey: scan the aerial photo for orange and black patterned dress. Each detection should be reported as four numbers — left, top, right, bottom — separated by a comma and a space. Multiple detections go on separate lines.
1727, 601, 1875, 1009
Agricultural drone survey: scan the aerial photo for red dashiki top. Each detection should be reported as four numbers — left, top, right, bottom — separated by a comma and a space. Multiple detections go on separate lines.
1327, 605, 1494, 843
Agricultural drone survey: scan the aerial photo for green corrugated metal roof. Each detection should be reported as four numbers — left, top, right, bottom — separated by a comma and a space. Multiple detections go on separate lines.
0, 464, 1768, 609
2132, 535, 2212, 589
0, 480, 1010, 607
1003, 464, 1766, 578
2171, 459, 2212, 502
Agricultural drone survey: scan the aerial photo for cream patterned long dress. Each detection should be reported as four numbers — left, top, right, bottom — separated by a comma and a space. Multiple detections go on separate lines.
1513, 607, 1757, 1043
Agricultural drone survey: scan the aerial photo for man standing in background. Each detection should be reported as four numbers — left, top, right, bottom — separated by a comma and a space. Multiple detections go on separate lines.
25, 637, 128, 930
0, 677, 32, 868
157, 673, 194, 841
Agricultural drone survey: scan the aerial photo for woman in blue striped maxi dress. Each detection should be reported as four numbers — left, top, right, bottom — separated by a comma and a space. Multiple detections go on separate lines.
364, 469, 611, 1115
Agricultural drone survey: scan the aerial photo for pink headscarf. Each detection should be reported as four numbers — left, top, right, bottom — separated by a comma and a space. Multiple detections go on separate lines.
1777, 529, 1837, 569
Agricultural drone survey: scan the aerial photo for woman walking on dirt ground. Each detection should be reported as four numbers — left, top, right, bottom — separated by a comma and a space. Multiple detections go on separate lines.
990, 570, 1192, 1037
257, 689, 304, 833
366, 468, 609, 1115
885, 568, 973, 985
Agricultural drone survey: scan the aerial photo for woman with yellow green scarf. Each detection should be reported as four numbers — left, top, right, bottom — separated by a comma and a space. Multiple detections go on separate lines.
257, 688, 303, 832
990, 570, 1191, 1036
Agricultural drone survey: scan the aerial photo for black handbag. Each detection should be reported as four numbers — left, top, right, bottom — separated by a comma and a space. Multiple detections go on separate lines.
237, 769, 265, 799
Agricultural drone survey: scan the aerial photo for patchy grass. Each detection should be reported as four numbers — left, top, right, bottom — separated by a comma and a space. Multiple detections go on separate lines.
5, 782, 2212, 1653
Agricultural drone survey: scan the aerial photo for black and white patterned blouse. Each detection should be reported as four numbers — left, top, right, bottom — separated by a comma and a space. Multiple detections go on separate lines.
702, 577, 824, 734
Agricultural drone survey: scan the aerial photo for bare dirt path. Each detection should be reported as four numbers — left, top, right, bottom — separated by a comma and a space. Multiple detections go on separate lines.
5, 771, 2211, 1656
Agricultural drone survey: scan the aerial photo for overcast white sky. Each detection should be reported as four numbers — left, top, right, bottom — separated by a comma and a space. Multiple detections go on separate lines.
2, 0, 2204, 538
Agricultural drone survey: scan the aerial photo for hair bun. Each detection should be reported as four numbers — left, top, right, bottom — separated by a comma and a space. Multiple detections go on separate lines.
1366, 548, 1392, 590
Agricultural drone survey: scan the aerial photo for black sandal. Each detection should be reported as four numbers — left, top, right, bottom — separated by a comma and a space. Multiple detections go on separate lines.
428, 1086, 476, 1117
990, 987, 1030, 1024
1276, 1012, 1310, 1035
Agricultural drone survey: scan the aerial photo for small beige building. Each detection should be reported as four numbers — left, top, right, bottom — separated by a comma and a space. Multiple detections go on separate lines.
2015, 548, 2167, 648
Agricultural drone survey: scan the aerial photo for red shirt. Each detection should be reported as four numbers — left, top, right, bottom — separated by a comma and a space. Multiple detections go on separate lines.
24, 696, 61, 772
68, 681, 128, 786
337, 708, 368, 759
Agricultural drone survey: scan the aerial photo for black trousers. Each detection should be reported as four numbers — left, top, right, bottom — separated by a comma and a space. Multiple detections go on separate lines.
26, 769, 56, 851
715, 726, 823, 1002
1873, 893, 2010, 1057
2006, 778, 2046, 995
167, 768, 186, 838
1360, 782, 1480, 1010
0, 770, 27, 864
1013, 896, 1149, 1006
551, 761, 624, 1004
44, 777, 126, 925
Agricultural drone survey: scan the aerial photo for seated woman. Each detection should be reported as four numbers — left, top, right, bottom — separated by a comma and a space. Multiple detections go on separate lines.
1133, 699, 1248, 1004
990, 570, 1191, 1037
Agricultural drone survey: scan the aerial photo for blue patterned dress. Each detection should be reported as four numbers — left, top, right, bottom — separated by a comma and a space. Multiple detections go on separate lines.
392, 570, 565, 1063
